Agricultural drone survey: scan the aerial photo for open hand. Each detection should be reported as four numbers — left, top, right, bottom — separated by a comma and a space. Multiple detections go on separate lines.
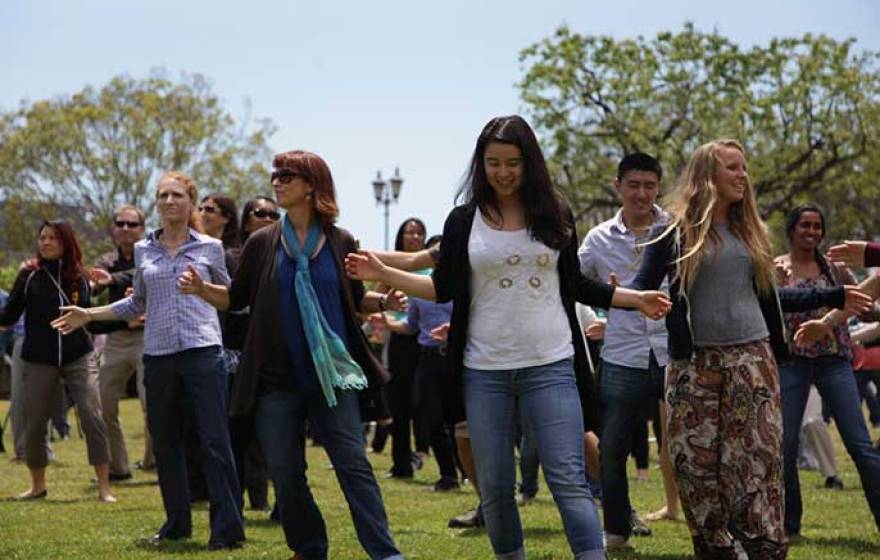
793, 319, 834, 347
345, 250, 386, 281
585, 318, 606, 341
384, 289, 408, 312
50, 306, 91, 335
89, 267, 114, 287
843, 285, 873, 315
827, 241, 867, 268
178, 264, 204, 295
638, 291, 672, 320
430, 323, 450, 343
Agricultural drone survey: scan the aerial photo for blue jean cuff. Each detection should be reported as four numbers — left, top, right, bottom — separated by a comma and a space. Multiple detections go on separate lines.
575, 548, 607, 560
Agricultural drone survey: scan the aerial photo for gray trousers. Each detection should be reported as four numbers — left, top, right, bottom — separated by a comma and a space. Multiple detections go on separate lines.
9, 337, 53, 460
23, 353, 110, 469
98, 330, 153, 474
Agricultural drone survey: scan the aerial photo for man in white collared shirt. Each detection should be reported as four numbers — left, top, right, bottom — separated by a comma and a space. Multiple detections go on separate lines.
577, 153, 678, 549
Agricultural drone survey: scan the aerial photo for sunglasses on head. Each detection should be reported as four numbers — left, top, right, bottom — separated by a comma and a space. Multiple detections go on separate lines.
115, 220, 143, 229
252, 208, 280, 220
271, 170, 301, 184
198, 205, 218, 214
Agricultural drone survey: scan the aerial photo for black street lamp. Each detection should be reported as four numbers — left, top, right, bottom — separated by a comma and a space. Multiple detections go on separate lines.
372, 167, 403, 250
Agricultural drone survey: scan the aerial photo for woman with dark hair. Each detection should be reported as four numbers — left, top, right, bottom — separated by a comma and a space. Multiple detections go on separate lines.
166, 151, 406, 559
774, 203, 880, 538
240, 196, 280, 245
0, 220, 114, 502
347, 115, 671, 560
51, 171, 245, 550
200, 194, 240, 249
382, 217, 429, 478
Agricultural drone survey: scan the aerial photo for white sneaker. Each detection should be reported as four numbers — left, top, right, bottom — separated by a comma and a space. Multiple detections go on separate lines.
604, 533, 631, 549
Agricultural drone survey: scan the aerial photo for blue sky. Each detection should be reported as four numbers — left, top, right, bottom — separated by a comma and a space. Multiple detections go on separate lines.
2, 0, 878, 249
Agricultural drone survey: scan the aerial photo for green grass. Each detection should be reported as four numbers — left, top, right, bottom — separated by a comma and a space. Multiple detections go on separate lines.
0, 398, 877, 559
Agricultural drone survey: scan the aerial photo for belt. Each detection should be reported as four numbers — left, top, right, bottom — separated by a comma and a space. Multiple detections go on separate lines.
420, 345, 446, 357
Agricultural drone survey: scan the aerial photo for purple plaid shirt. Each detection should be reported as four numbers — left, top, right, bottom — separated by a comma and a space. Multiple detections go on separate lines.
111, 228, 230, 356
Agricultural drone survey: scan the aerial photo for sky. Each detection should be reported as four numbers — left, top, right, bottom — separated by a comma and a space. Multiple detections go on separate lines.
2, 0, 878, 250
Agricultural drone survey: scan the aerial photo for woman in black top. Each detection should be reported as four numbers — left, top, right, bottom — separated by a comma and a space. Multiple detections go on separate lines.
0, 221, 114, 502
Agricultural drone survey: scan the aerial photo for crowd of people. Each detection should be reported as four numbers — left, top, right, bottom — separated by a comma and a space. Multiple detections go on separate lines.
2, 114, 880, 559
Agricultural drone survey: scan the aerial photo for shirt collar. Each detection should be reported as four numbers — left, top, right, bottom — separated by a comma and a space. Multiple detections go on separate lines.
145, 227, 201, 247
610, 205, 665, 235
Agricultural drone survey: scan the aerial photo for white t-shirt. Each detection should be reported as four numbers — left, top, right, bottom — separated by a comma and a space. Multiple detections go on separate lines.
464, 209, 573, 370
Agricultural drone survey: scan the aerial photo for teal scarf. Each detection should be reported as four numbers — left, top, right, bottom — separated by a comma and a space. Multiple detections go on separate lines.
280, 215, 368, 406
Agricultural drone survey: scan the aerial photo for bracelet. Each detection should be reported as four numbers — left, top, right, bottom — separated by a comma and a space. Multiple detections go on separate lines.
378, 294, 388, 312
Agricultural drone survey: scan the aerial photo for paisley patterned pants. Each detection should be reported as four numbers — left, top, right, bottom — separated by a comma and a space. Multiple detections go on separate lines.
666, 339, 788, 560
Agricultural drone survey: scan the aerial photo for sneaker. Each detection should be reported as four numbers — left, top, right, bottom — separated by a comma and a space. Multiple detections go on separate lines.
516, 492, 536, 506
630, 509, 652, 536
431, 478, 460, 492
824, 476, 844, 490
448, 506, 484, 528
604, 533, 631, 549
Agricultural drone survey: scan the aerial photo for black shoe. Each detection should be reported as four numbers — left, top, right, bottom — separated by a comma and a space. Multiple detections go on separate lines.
824, 476, 844, 490
432, 478, 460, 492
134, 460, 156, 472
207, 540, 244, 551
149, 531, 191, 543
110, 472, 133, 482
630, 509, 652, 536
448, 506, 484, 528
384, 469, 413, 480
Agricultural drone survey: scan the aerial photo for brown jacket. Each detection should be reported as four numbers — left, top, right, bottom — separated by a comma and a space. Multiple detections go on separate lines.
228, 221, 389, 418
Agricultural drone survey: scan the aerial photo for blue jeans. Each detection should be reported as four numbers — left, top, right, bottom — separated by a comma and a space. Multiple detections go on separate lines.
255, 389, 403, 560
464, 357, 604, 560
519, 430, 540, 498
143, 346, 244, 544
599, 354, 665, 537
780, 356, 880, 535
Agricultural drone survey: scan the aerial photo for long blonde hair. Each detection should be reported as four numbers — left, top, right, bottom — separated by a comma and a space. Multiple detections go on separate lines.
658, 139, 775, 295
157, 171, 204, 233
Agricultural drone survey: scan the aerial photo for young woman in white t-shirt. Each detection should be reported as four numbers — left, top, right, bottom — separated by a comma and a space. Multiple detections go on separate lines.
346, 115, 670, 560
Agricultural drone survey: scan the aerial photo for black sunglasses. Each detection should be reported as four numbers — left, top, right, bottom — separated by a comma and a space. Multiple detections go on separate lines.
198, 205, 219, 214
271, 170, 301, 184
115, 220, 143, 229
252, 208, 280, 220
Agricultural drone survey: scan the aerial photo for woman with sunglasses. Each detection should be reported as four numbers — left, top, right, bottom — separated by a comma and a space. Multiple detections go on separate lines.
160, 152, 406, 559
200, 194, 240, 250
240, 196, 281, 245
346, 115, 671, 560
51, 172, 245, 550
0, 220, 115, 502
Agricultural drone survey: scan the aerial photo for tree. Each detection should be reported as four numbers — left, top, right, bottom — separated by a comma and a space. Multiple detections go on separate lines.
0, 70, 276, 245
518, 23, 880, 245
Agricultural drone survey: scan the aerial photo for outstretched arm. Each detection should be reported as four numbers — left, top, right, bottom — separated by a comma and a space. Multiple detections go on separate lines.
345, 250, 436, 301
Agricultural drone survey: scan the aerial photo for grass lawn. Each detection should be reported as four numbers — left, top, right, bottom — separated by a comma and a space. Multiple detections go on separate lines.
0, 398, 878, 559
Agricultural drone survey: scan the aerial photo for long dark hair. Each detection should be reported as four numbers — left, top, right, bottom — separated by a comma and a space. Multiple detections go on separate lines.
36, 220, 85, 292
202, 193, 240, 248
239, 195, 277, 244
785, 203, 838, 284
394, 217, 426, 252
457, 115, 571, 250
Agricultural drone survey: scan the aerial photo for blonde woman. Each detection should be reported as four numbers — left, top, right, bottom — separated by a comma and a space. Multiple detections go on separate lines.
630, 140, 871, 559
51, 171, 245, 550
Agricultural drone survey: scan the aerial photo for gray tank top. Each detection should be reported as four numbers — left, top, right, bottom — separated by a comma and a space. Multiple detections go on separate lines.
688, 223, 770, 347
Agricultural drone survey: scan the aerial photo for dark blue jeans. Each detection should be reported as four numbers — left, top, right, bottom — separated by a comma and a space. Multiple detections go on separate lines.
780, 355, 880, 535
143, 346, 244, 544
599, 353, 665, 538
255, 388, 403, 560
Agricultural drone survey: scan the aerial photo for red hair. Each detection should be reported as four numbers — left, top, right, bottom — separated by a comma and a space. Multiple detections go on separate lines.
272, 150, 339, 226
157, 171, 204, 233
36, 220, 85, 294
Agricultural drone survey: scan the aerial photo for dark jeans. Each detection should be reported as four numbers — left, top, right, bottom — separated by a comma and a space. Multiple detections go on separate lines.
413, 348, 457, 481
780, 356, 880, 534
599, 353, 665, 538
856, 370, 880, 426
255, 388, 402, 560
143, 346, 244, 544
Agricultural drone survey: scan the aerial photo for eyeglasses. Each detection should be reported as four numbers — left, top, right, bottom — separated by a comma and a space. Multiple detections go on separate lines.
271, 170, 301, 184
252, 208, 280, 220
115, 220, 143, 229
198, 205, 218, 214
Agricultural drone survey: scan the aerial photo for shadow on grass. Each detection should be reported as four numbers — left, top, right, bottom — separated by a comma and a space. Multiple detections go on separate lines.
133, 537, 205, 554
795, 535, 879, 553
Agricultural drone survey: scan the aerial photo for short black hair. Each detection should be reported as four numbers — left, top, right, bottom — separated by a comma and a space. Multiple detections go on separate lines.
617, 153, 662, 181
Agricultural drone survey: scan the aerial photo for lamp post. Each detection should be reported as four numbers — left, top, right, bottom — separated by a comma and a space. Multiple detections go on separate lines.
372, 167, 403, 250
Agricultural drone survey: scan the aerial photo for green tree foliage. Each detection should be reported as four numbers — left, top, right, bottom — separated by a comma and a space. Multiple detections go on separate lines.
0, 70, 276, 254
518, 23, 880, 246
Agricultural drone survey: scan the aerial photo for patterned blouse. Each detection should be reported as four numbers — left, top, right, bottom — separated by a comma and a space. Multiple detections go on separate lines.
780, 267, 854, 360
